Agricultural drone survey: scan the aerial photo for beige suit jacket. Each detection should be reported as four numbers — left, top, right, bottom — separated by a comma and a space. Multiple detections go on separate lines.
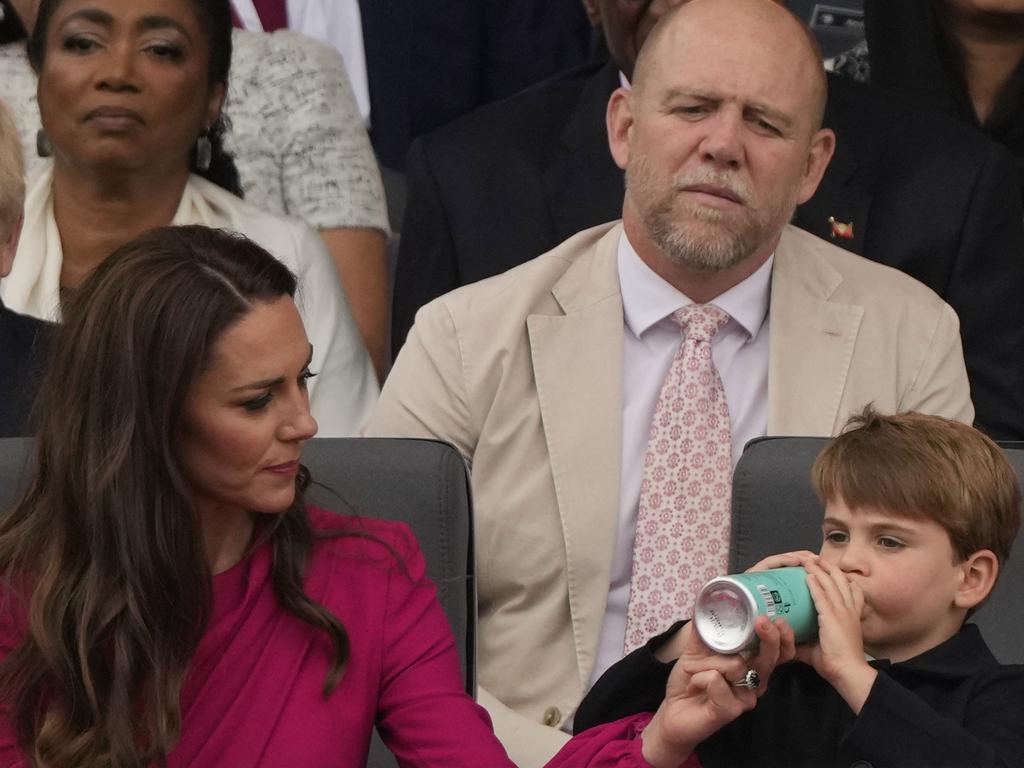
366, 222, 973, 767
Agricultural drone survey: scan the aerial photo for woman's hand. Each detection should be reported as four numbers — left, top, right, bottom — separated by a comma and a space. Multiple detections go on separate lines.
795, 560, 877, 713
641, 617, 796, 767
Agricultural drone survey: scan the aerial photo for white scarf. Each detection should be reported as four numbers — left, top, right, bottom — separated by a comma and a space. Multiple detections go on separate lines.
3, 163, 250, 320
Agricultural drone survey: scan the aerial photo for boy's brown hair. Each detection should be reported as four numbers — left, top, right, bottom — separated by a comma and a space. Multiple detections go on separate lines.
812, 407, 1021, 565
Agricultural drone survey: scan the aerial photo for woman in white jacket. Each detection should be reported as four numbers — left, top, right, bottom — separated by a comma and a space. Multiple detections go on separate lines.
1, 0, 378, 436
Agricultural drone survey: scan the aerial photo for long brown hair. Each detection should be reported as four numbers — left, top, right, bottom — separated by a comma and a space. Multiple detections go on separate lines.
0, 226, 349, 767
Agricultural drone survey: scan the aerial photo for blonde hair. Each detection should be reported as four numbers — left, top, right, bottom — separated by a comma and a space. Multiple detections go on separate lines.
813, 407, 1021, 566
0, 98, 25, 235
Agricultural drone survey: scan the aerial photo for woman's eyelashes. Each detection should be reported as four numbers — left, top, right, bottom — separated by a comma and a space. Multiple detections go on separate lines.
144, 42, 186, 61
241, 392, 273, 412
58, 33, 185, 62
239, 370, 317, 412
61, 34, 101, 54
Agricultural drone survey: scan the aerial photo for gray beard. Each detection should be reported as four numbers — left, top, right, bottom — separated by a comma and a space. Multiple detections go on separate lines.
641, 201, 767, 272
643, 204, 757, 274
626, 154, 794, 273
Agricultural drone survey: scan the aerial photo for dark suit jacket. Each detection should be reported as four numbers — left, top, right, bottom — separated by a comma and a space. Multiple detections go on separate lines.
0, 301, 48, 438
393, 60, 1024, 440
358, 0, 594, 172
572, 622, 1024, 768
0, 1, 26, 46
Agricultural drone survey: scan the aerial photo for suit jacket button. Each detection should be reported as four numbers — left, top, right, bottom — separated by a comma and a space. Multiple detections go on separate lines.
850, 762, 873, 768
543, 706, 562, 727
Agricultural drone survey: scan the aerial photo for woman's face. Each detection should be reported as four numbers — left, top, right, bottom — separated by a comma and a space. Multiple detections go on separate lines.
179, 296, 319, 525
36, 0, 223, 174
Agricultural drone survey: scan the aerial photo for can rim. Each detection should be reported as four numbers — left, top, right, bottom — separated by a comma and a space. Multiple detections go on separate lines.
694, 576, 760, 654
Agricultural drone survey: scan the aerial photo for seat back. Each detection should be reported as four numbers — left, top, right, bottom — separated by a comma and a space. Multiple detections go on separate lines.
730, 436, 1024, 664
0, 437, 475, 768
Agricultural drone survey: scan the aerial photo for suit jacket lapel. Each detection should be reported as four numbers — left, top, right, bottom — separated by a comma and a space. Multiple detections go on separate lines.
528, 224, 623, 682
545, 62, 626, 243
768, 227, 865, 436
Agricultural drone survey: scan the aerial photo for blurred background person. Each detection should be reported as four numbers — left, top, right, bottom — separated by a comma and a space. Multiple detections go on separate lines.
0, 0, 392, 382
832, 0, 1024, 198
359, 0, 596, 177
0, 0, 376, 436
229, 0, 371, 125
0, 97, 47, 437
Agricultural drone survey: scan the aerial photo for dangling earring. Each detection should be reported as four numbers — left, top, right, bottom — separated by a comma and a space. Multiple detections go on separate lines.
36, 129, 52, 158
195, 131, 212, 171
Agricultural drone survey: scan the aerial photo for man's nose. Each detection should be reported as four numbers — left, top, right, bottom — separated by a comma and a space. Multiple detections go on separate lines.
698, 110, 745, 170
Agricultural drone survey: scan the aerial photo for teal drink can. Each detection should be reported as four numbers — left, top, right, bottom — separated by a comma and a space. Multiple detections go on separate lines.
693, 567, 818, 653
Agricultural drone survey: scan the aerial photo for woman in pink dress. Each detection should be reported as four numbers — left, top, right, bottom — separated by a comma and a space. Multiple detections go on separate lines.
0, 225, 520, 767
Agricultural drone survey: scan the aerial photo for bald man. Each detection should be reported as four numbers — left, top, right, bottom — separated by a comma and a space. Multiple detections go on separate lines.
393, 0, 1024, 442
367, 1, 971, 764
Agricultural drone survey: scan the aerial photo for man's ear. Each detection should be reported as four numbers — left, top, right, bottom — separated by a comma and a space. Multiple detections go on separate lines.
954, 549, 999, 611
0, 215, 23, 278
582, 0, 601, 26
795, 127, 836, 205
606, 87, 634, 172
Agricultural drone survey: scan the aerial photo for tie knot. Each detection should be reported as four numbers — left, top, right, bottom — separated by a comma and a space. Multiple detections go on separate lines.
672, 304, 730, 342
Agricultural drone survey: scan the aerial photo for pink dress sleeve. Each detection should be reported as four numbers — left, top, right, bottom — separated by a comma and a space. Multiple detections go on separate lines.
0, 590, 29, 767
372, 523, 516, 767
544, 714, 702, 768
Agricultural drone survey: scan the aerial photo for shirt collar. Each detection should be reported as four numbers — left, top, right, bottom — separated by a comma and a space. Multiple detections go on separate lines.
617, 230, 773, 341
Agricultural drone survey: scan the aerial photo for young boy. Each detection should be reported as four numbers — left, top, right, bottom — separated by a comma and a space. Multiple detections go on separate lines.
546, 409, 1024, 768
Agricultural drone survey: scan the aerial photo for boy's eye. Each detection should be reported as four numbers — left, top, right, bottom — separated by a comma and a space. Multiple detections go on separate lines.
823, 530, 848, 545
299, 369, 318, 389
877, 536, 905, 550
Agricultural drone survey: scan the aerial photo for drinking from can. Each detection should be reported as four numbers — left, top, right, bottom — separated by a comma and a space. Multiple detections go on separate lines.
693, 567, 818, 653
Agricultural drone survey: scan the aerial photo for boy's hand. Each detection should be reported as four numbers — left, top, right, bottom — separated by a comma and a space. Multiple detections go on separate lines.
745, 549, 820, 573
642, 617, 794, 767
796, 560, 877, 713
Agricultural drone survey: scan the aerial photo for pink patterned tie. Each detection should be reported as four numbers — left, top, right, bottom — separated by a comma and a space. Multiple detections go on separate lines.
623, 304, 733, 652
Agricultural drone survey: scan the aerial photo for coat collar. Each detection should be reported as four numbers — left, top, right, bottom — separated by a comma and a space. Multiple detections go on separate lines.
872, 623, 1002, 679
767, 225, 865, 436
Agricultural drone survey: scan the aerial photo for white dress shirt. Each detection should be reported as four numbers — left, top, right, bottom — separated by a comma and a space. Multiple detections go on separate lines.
585, 230, 773, 695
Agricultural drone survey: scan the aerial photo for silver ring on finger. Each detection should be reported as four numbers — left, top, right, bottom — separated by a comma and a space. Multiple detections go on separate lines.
731, 669, 760, 689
